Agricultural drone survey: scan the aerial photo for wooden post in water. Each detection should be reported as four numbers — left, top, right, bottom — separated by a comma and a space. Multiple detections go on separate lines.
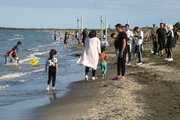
101, 16, 104, 40
81, 17, 83, 33
161, 17, 163, 23
77, 17, 80, 43
105, 17, 108, 41
127, 19, 130, 25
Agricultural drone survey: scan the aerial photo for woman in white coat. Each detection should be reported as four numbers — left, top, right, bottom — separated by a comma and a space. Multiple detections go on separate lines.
77, 30, 101, 81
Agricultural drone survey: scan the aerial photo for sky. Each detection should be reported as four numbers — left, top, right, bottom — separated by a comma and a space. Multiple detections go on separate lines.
0, 0, 179, 29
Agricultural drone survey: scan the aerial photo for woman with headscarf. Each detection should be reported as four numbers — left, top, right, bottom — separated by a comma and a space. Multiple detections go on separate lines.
77, 30, 101, 81
164, 24, 176, 61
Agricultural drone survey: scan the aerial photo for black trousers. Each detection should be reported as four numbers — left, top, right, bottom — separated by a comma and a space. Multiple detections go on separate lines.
85, 67, 96, 77
48, 67, 56, 87
135, 45, 143, 62
117, 51, 126, 76
158, 39, 165, 51
152, 37, 158, 54
167, 47, 173, 58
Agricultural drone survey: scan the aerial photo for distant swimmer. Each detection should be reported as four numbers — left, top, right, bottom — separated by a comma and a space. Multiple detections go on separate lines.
45, 49, 58, 91
12, 41, 22, 64
64, 32, 69, 49
5, 47, 17, 64
54, 31, 57, 41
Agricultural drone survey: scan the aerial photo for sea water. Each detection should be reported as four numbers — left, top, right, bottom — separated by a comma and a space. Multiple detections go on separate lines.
0, 30, 84, 119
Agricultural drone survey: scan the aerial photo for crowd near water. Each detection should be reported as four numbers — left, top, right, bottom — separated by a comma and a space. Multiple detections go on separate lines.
0, 22, 179, 119
77, 22, 179, 81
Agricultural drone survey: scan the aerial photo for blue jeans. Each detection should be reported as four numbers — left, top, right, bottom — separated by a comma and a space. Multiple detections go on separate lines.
5, 55, 8, 64
115, 48, 119, 56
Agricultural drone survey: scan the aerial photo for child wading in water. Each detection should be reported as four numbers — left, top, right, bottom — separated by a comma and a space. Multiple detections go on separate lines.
45, 49, 58, 91
5, 47, 17, 64
100, 46, 109, 79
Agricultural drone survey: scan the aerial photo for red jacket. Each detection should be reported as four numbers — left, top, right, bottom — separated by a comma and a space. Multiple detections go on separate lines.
6, 50, 14, 56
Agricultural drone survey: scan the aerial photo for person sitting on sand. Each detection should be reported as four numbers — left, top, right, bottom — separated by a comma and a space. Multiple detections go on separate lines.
77, 30, 101, 81
100, 46, 109, 79
64, 32, 69, 49
5, 47, 17, 64
45, 49, 58, 91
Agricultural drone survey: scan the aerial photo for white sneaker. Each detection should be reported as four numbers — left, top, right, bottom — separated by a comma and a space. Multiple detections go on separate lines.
168, 58, 174, 61
136, 62, 142, 65
92, 77, 96, 80
85, 75, 88, 81
127, 62, 131, 65
164, 58, 169, 61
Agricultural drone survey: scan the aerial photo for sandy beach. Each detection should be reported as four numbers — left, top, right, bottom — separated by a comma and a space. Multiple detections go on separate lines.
34, 39, 180, 120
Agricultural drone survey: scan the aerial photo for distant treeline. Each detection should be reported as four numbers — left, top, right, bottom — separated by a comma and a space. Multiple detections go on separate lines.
0, 27, 116, 33
0, 26, 149, 32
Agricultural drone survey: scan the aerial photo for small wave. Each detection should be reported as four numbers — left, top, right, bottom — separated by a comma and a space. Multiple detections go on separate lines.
8, 36, 24, 41
0, 85, 10, 90
15, 37, 24, 40
8, 38, 15, 41
19, 51, 49, 63
14, 34, 20, 36
37, 42, 58, 48
26, 48, 39, 52
0, 69, 44, 81
18, 77, 43, 83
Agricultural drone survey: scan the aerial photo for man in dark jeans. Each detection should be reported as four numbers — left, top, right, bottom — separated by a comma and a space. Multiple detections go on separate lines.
156, 23, 166, 56
81, 28, 88, 45
113, 24, 127, 80
151, 24, 158, 54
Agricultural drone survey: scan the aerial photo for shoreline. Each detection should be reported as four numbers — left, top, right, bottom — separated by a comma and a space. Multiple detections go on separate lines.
0, 34, 85, 120
34, 39, 180, 120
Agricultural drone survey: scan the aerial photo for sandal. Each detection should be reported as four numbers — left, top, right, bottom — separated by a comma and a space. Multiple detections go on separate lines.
112, 76, 121, 80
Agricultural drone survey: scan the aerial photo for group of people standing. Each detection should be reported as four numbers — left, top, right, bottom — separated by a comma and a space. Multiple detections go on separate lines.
152, 23, 176, 61
111, 24, 144, 66
77, 22, 177, 81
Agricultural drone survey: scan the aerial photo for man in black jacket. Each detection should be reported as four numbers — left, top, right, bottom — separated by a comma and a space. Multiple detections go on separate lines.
156, 23, 166, 56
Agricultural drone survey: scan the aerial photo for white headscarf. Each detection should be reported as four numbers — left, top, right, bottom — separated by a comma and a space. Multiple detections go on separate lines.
168, 24, 174, 38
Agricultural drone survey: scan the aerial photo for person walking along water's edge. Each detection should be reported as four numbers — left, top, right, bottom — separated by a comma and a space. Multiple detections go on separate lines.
77, 30, 101, 81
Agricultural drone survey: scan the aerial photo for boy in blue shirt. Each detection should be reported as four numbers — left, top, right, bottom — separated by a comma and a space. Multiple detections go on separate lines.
12, 41, 22, 63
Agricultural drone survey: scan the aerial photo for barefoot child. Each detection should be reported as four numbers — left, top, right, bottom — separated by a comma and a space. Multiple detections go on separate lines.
12, 41, 22, 64
45, 49, 58, 91
5, 47, 17, 64
100, 46, 109, 79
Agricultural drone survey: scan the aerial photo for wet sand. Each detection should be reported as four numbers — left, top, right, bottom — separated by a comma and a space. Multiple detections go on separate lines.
35, 40, 180, 120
